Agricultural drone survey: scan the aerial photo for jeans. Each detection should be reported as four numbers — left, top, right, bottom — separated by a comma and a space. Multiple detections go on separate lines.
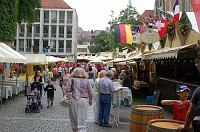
99, 94, 112, 126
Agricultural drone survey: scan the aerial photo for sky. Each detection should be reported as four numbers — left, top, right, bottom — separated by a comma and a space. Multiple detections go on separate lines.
65, 0, 155, 31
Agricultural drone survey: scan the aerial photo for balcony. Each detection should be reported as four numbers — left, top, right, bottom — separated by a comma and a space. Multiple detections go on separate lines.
66, 48, 71, 53
59, 34, 64, 38
19, 33, 24, 37
58, 48, 64, 52
19, 48, 24, 52
51, 19, 57, 23
27, 33, 32, 37
34, 33, 40, 37
59, 19, 65, 23
43, 33, 48, 37
26, 48, 31, 52
50, 48, 56, 52
51, 34, 56, 38
44, 19, 49, 23
67, 34, 72, 38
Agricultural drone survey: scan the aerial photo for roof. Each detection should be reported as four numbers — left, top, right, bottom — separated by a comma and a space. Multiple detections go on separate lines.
42, 0, 72, 9
77, 31, 92, 41
140, 10, 154, 20
142, 44, 197, 60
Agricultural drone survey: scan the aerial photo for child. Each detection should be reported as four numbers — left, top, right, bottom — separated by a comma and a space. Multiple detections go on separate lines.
29, 88, 38, 105
44, 80, 56, 108
161, 85, 191, 122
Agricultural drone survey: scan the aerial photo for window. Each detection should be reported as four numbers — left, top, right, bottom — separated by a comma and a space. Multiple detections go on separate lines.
35, 9, 40, 22
66, 40, 72, 53
59, 25, 64, 38
66, 26, 72, 38
27, 26, 32, 37
77, 48, 87, 52
26, 39, 32, 52
50, 40, 56, 52
43, 25, 49, 37
67, 11, 73, 24
51, 11, 57, 23
18, 24, 25, 37
44, 11, 49, 23
51, 25, 57, 38
12, 40, 17, 50
19, 39, 24, 52
43, 40, 49, 49
59, 11, 65, 23
58, 40, 64, 52
33, 39, 39, 53
34, 24, 40, 37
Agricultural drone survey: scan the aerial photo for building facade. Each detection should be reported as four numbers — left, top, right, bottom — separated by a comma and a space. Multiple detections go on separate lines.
12, 0, 78, 62
77, 30, 105, 55
154, 0, 193, 18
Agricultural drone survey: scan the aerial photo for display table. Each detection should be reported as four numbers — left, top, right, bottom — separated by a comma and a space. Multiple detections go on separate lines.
111, 82, 132, 127
133, 80, 149, 89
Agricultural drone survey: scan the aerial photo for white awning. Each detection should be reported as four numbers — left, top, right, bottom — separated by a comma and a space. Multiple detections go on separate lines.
89, 59, 104, 64
24, 54, 47, 64
46, 56, 68, 63
0, 42, 28, 63
142, 44, 196, 60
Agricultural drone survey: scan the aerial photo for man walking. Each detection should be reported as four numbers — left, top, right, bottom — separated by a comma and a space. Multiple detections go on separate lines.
99, 71, 123, 127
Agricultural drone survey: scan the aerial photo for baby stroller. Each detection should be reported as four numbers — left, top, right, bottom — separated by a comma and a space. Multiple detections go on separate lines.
25, 82, 43, 113
25, 92, 41, 113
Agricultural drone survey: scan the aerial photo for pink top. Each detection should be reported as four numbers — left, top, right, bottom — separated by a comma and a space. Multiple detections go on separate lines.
64, 78, 93, 101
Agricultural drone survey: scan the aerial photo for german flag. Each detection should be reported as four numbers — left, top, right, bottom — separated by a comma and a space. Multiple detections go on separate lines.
113, 24, 132, 45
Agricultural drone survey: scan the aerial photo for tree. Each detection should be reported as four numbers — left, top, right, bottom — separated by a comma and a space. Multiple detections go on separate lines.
0, 0, 41, 42
89, 0, 140, 54
88, 31, 112, 53
107, 0, 141, 53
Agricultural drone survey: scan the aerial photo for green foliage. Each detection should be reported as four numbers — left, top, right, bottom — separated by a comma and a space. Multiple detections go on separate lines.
17, 0, 41, 25
0, 0, 19, 41
167, 20, 175, 40
0, 0, 41, 42
178, 11, 189, 36
88, 32, 112, 53
160, 37, 166, 48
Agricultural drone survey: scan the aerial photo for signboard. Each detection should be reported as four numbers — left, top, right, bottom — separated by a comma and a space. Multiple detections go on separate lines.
140, 29, 160, 43
132, 33, 141, 44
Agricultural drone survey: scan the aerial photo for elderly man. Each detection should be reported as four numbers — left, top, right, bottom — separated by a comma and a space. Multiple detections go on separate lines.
179, 87, 200, 132
99, 71, 123, 127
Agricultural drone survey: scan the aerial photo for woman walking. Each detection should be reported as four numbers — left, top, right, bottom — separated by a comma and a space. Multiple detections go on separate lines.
63, 68, 93, 132
61, 68, 70, 96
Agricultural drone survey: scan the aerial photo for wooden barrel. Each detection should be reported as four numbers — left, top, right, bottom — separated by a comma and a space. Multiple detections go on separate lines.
147, 119, 193, 132
129, 105, 163, 132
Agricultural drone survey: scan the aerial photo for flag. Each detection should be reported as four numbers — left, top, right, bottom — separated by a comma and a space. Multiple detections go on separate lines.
191, 0, 200, 33
132, 27, 140, 33
156, 19, 168, 38
173, 0, 180, 24
157, 7, 165, 18
149, 15, 157, 26
113, 24, 133, 45
140, 22, 146, 33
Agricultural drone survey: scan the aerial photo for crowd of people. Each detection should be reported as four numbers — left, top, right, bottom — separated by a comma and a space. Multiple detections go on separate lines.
29, 62, 200, 132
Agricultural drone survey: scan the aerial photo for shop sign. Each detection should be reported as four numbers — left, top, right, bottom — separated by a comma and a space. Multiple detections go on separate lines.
132, 33, 141, 44
140, 29, 160, 43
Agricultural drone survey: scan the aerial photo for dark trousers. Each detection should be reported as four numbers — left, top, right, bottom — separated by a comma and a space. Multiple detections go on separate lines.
99, 93, 112, 126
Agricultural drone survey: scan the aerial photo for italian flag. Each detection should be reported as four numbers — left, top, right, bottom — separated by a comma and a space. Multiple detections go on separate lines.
173, 0, 180, 24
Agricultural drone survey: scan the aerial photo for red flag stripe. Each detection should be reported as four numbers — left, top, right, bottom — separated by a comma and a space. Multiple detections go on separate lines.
119, 24, 126, 44
191, 0, 200, 33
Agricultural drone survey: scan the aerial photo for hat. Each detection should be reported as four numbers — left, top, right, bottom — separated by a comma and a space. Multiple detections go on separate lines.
177, 85, 190, 93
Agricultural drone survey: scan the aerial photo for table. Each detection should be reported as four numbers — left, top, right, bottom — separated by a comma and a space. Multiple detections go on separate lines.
111, 82, 132, 127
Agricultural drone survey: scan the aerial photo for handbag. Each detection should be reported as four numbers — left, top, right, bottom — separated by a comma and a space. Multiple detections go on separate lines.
60, 93, 72, 107
60, 79, 73, 107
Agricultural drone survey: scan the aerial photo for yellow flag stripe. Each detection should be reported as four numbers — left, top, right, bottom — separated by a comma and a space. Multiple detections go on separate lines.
125, 24, 132, 45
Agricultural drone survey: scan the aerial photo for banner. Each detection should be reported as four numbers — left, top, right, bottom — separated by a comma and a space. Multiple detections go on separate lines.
191, 0, 200, 32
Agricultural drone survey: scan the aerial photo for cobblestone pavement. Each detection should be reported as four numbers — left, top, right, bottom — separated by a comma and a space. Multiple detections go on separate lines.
0, 81, 172, 132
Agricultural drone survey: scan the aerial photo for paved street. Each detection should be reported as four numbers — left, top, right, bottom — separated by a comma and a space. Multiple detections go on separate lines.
0, 82, 130, 132
0, 81, 172, 132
